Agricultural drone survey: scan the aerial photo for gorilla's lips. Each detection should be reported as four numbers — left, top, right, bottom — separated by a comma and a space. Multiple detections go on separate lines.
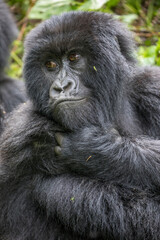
53, 97, 86, 110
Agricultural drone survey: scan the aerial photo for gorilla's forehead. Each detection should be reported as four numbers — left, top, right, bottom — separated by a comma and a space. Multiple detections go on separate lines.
33, 11, 110, 36
25, 11, 115, 54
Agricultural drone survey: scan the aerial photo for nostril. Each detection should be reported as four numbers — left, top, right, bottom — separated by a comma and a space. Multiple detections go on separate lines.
63, 81, 72, 91
53, 82, 63, 92
64, 80, 76, 92
49, 82, 64, 99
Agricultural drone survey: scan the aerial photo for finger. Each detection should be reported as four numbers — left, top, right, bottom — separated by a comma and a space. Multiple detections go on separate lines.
55, 132, 64, 146
54, 146, 62, 156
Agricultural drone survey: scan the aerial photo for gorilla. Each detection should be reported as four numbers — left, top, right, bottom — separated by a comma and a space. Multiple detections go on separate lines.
1, 11, 160, 240
0, 0, 26, 133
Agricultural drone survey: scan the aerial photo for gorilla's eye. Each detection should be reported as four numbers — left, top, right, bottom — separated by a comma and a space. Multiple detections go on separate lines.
45, 61, 57, 69
68, 53, 80, 62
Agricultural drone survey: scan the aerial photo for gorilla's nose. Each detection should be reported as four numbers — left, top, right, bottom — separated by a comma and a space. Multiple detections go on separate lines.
49, 79, 76, 98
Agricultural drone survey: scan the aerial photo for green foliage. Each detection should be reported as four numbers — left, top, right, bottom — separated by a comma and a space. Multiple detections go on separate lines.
8, 0, 30, 21
6, 40, 23, 79
29, 0, 110, 19
104, 0, 120, 9
6, 24, 32, 79
29, 0, 75, 19
124, 0, 160, 28
78, 0, 109, 11
137, 38, 160, 66
137, 45, 157, 66
155, 39, 160, 66
116, 14, 138, 25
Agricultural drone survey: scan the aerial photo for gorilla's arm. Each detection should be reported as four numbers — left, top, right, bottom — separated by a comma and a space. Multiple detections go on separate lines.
131, 66, 160, 137
0, 102, 66, 180
0, 77, 27, 112
0, 77, 27, 134
55, 126, 160, 189
1, 172, 158, 239
33, 174, 160, 239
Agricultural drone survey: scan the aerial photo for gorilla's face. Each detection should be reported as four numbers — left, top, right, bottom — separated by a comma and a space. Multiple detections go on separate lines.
24, 12, 135, 129
44, 50, 95, 128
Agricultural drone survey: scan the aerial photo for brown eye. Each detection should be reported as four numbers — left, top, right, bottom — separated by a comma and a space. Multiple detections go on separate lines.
68, 53, 80, 62
45, 61, 57, 69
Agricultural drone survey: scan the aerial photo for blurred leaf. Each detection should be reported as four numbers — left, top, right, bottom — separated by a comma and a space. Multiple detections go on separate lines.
155, 38, 160, 65
116, 14, 138, 25
106, 0, 120, 8
29, 0, 75, 19
78, 0, 109, 11
147, 0, 154, 24
137, 45, 156, 66
125, 0, 142, 14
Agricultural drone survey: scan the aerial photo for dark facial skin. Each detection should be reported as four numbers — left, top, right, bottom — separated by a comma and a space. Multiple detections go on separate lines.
46, 52, 89, 120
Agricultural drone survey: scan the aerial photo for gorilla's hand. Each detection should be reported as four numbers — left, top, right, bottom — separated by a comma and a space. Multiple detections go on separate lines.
54, 126, 123, 179
54, 132, 69, 156
55, 126, 160, 188
55, 125, 120, 157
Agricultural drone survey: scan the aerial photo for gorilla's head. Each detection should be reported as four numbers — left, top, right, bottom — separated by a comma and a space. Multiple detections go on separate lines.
24, 11, 136, 130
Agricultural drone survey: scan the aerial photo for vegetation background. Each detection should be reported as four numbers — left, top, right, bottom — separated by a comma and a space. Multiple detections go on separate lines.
6, 0, 160, 79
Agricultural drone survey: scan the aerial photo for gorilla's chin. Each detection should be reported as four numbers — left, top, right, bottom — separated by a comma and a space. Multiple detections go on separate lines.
52, 99, 96, 130
53, 97, 87, 111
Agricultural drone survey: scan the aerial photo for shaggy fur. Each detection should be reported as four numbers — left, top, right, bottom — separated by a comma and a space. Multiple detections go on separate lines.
1, 11, 160, 240
0, 0, 26, 133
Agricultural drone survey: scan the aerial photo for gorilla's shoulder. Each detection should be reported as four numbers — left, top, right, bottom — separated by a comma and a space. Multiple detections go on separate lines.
1, 101, 57, 139
132, 66, 160, 93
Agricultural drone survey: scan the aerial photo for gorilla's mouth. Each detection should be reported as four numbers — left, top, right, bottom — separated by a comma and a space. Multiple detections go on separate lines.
53, 97, 86, 110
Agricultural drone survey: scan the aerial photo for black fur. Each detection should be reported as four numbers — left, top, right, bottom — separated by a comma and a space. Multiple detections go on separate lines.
1, 11, 160, 240
0, 0, 26, 133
